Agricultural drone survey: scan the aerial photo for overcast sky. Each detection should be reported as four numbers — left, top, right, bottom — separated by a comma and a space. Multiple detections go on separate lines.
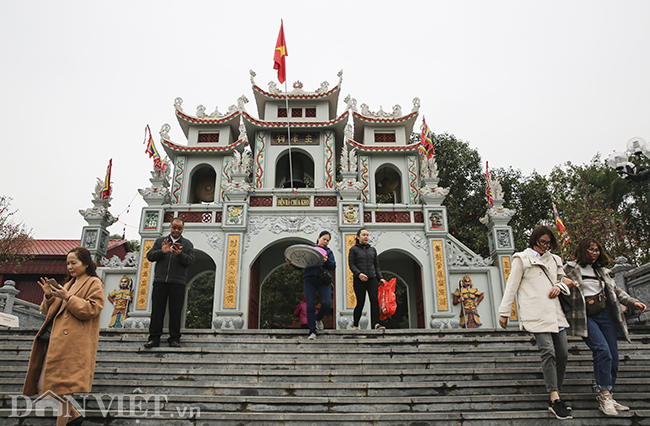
2, 0, 649, 242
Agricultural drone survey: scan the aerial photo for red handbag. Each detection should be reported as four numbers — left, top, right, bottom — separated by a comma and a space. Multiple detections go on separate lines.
378, 278, 397, 321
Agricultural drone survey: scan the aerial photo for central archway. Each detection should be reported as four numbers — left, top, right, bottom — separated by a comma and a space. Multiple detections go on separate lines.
378, 249, 424, 328
248, 237, 336, 329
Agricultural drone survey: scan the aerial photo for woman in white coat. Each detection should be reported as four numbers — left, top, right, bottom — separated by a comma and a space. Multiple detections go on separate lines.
499, 225, 573, 420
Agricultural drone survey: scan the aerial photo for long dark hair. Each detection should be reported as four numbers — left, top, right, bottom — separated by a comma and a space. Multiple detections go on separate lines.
355, 227, 368, 244
67, 246, 99, 281
574, 238, 611, 267
528, 225, 558, 251
316, 230, 331, 244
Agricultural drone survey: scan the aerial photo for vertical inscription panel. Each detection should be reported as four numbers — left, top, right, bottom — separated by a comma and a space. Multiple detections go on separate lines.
223, 234, 241, 308
432, 240, 449, 311
136, 240, 154, 310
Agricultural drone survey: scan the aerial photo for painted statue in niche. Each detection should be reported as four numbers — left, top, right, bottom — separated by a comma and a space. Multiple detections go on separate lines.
452, 274, 484, 328
107, 275, 133, 328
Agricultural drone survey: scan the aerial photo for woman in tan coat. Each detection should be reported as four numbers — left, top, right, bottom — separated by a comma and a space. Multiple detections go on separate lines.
499, 225, 573, 420
23, 246, 104, 426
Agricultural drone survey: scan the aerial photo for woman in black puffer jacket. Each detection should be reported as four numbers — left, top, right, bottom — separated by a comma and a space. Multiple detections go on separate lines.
348, 228, 386, 330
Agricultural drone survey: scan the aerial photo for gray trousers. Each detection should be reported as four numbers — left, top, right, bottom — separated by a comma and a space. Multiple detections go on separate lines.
534, 329, 568, 393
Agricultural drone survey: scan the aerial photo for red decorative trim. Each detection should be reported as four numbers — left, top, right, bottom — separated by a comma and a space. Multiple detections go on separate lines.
250, 196, 273, 207
352, 110, 419, 124
242, 110, 348, 128
163, 212, 174, 223
414, 211, 424, 223
175, 109, 240, 125
161, 137, 244, 152
178, 211, 212, 223
364, 212, 372, 223
216, 212, 223, 223
347, 139, 419, 153
314, 196, 337, 207
253, 84, 340, 100
376, 212, 411, 223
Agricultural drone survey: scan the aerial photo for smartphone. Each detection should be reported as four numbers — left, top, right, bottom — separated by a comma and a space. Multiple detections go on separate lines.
46, 278, 61, 290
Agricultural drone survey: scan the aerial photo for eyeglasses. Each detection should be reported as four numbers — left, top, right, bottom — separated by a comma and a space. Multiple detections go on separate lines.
587, 248, 600, 253
538, 239, 551, 247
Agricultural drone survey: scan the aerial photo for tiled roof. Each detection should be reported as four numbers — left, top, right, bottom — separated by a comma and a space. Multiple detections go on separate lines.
27, 239, 129, 256
175, 109, 240, 125
347, 139, 420, 153
352, 110, 419, 124
252, 85, 340, 100
161, 137, 245, 153
241, 110, 349, 128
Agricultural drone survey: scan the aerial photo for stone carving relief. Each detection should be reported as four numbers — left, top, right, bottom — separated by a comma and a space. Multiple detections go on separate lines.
407, 232, 428, 252
344, 95, 358, 113
203, 231, 224, 252
420, 155, 439, 179
100, 252, 138, 269
445, 239, 491, 268
213, 316, 244, 330
496, 229, 512, 249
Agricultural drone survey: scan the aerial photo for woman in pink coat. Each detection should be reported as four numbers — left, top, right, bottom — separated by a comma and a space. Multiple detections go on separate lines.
23, 246, 104, 426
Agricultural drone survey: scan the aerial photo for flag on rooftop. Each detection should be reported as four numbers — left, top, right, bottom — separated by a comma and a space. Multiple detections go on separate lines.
485, 161, 494, 207
144, 125, 164, 170
101, 159, 112, 201
273, 20, 288, 84
419, 117, 434, 159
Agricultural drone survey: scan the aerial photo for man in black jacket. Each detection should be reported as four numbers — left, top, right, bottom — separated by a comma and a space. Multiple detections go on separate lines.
144, 218, 195, 348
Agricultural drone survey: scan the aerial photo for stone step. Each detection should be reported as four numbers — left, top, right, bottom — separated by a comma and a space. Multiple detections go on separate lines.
3, 391, 650, 413
3, 376, 649, 397
1, 327, 647, 425
1, 407, 649, 426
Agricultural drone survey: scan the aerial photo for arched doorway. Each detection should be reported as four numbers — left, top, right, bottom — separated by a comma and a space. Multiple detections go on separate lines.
375, 164, 402, 204
181, 250, 216, 328
275, 150, 315, 188
189, 164, 217, 203
378, 250, 424, 328
248, 238, 336, 329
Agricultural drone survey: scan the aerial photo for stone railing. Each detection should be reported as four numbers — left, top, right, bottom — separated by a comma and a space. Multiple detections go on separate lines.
612, 259, 650, 325
0, 280, 45, 328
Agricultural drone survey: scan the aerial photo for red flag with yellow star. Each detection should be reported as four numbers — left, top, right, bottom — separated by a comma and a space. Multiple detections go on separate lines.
273, 20, 288, 84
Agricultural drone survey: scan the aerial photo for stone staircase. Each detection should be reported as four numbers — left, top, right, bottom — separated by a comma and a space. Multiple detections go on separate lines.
1, 326, 649, 425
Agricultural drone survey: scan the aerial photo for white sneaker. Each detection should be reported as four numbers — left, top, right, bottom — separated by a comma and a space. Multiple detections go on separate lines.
597, 394, 618, 416
308, 333, 316, 340
612, 397, 630, 411
316, 320, 324, 330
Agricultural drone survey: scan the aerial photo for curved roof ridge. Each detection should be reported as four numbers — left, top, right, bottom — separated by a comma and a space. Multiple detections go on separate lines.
241, 110, 349, 128
347, 139, 420, 153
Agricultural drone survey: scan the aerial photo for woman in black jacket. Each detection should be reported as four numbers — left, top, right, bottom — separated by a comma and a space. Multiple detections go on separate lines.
348, 228, 386, 330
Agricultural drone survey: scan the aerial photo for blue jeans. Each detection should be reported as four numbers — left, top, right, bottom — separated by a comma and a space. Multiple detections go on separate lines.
304, 275, 331, 335
582, 308, 619, 392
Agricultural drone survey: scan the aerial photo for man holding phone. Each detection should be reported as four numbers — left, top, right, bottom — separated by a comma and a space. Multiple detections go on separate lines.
144, 217, 195, 348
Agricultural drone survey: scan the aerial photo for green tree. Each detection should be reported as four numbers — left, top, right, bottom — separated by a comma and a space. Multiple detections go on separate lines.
491, 167, 553, 252
548, 156, 650, 265
185, 272, 215, 329
0, 196, 33, 272
260, 264, 305, 329
429, 132, 489, 257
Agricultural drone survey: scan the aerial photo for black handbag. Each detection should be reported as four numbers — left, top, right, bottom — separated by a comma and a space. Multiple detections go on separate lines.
37, 320, 53, 342
585, 270, 607, 317
585, 292, 607, 317
318, 268, 333, 286
559, 289, 573, 315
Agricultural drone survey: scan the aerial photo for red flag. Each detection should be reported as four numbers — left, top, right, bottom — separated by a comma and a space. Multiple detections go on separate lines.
273, 20, 288, 84
101, 159, 112, 200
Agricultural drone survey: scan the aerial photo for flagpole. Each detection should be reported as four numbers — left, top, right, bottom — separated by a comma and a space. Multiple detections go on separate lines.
284, 81, 293, 189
